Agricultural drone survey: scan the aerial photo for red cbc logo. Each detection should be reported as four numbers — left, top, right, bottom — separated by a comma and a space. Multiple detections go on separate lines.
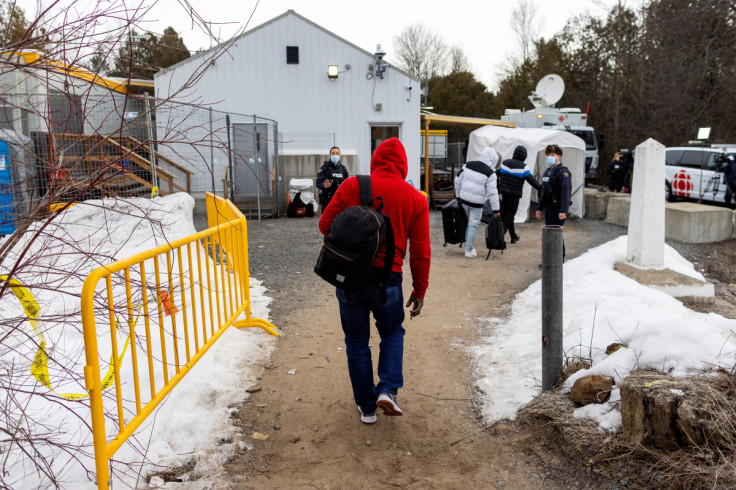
672, 170, 693, 197
558, 115, 565, 122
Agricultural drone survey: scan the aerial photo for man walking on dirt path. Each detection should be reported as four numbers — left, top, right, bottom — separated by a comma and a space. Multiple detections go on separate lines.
318, 137, 431, 425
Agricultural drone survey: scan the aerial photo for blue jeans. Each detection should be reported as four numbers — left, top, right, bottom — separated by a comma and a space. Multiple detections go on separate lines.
336, 272, 405, 415
462, 204, 482, 253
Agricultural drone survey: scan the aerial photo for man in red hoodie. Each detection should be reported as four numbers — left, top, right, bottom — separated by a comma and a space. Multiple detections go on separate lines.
319, 137, 431, 424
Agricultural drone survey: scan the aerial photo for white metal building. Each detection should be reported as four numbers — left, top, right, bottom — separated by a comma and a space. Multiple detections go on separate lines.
154, 10, 422, 203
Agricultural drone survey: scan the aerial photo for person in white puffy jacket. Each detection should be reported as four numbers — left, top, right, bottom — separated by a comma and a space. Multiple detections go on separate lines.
454, 146, 501, 257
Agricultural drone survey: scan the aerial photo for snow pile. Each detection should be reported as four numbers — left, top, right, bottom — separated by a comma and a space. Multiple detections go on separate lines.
0, 194, 275, 488
473, 236, 736, 431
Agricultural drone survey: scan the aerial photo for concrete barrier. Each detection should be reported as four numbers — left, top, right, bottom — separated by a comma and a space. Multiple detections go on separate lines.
604, 197, 734, 243
665, 202, 734, 243
605, 196, 632, 227
584, 188, 616, 219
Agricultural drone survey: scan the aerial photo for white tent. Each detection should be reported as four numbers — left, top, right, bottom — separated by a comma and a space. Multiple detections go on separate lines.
467, 126, 586, 220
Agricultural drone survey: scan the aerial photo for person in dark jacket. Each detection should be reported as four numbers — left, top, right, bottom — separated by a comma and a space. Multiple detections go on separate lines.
607, 152, 627, 192
316, 146, 349, 211
498, 145, 541, 243
724, 154, 736, 208
536, 144, 572, 259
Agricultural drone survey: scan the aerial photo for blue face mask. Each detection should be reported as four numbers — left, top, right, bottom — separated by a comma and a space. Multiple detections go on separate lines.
546, 156, 557, 166
330, 155, 340, 164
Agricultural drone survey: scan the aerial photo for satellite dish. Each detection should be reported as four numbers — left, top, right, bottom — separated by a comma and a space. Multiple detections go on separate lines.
535, 74, 565, 107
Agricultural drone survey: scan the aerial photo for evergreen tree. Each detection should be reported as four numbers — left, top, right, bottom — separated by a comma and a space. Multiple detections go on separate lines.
109, 27, 190, 79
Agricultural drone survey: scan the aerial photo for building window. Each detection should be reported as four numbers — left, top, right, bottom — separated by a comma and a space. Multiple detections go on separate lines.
286, 46, 299, 64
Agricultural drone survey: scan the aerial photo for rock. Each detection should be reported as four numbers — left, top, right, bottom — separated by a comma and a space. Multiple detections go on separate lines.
365, 440, 371, 446
606, 343, 627, 355
250, 432, 269, 440
289, 435, 301, 443
570, 374, 615, 405
273, 424, 281, 430
149, 476, 165, 488
246, 386, 262, 393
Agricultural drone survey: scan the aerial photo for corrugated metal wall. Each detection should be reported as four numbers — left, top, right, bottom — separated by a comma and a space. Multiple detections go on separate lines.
155, 11, 421, 197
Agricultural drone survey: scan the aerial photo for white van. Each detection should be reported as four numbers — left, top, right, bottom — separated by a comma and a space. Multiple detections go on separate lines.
664, 146, 735, 203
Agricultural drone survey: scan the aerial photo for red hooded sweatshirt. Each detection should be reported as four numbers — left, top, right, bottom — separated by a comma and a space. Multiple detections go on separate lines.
318, 138, 431, 298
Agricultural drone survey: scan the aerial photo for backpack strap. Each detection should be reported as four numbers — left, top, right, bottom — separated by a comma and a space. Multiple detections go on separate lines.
358, 175, 372, 207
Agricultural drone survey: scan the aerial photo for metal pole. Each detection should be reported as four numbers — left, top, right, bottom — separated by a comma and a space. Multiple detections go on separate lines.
424, 118, 430, 193
253, 115, 261, 223
225, 114, 234, 202
209, 107, 216, 196
273, 122, 279, 216
145, 97, 159, 196
541, 225, 564, 391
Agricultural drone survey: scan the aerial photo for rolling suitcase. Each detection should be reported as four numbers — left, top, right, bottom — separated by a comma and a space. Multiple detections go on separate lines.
442, 199, 467, 247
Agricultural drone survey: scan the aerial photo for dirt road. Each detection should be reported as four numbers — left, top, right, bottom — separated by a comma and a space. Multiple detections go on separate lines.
219, 212, 627, 489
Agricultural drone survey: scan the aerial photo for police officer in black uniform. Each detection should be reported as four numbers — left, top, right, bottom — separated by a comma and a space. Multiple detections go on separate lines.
316, 146, 349, 212
536, 144, 572, 257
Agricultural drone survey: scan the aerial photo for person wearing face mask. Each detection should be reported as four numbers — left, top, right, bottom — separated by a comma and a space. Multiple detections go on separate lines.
317, 146, 349, 212
536, 145, 572, 260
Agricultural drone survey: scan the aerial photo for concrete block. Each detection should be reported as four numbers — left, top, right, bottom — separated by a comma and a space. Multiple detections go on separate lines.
584, 188, 615, 219
614, 262, 714, 304
605, 196, 631, 227
665, 202, 734, 243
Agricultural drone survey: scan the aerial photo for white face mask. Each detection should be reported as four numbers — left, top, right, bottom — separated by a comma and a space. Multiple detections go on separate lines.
546, 156, 557, 166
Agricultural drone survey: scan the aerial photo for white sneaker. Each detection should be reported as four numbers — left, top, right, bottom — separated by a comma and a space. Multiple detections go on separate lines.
357, 406, 377, 424
465, 248, 477, 258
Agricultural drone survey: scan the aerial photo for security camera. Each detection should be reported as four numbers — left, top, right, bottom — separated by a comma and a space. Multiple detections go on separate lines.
374, 44, 386, 61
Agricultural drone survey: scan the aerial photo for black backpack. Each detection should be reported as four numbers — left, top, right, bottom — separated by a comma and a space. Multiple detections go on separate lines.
484, 214, 506, 260
314, 175, 395, 295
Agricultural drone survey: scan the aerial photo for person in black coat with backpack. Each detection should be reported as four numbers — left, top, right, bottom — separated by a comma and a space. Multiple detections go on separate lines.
316, 146, 349, 212
498, 145, 541, 243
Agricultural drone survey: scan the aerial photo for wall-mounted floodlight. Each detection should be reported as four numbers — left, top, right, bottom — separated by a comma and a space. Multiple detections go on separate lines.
327, 65, 339, 79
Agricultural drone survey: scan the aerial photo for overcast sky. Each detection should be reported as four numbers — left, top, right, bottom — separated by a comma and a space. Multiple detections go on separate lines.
20, 0, 619, 90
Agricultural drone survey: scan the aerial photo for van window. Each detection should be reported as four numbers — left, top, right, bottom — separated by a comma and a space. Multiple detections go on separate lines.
680, 150, 712, 169
665, 150, 682, 166
706, 153, 720, 169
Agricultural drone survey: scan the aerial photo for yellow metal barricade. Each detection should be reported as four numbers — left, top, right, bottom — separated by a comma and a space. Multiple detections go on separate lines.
81, 192, 277, 489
